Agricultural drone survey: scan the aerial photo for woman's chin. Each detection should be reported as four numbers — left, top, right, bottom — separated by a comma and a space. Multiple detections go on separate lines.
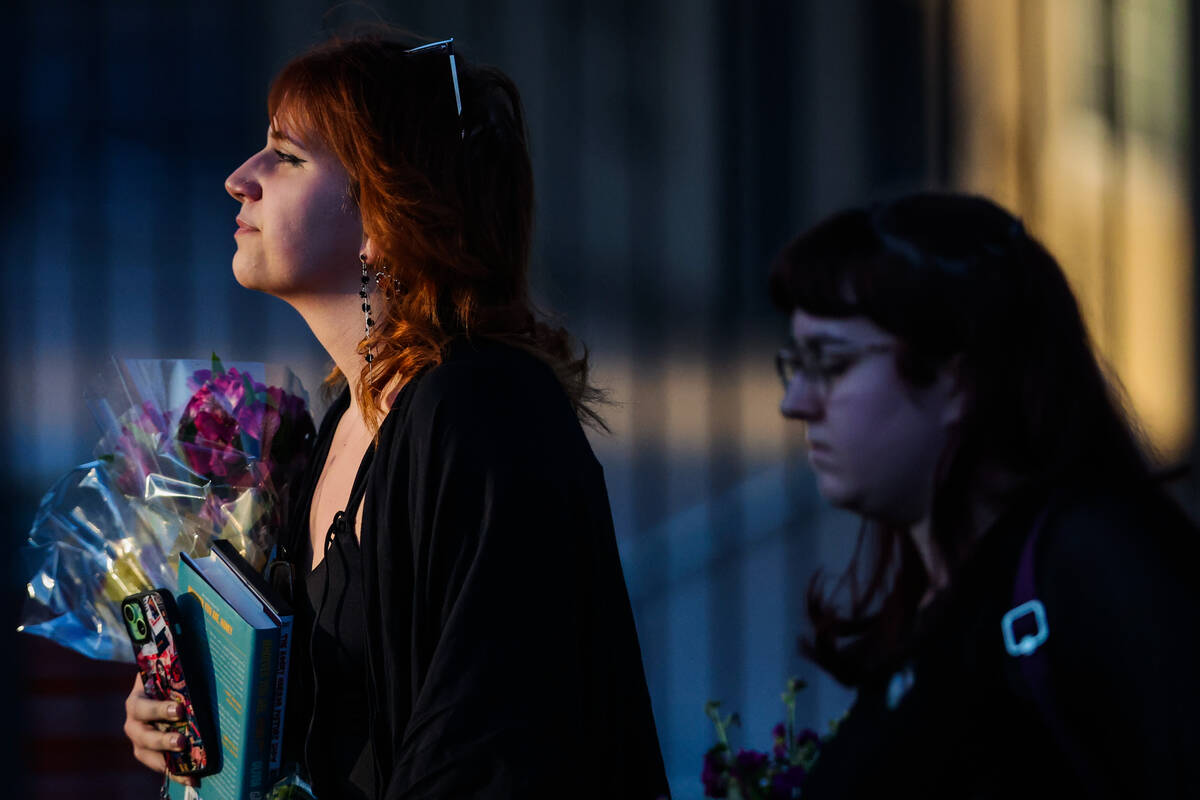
232, 271, 258, 291
231, 254, 261, 289
231, 259, 282, 295
813, 471, 855, 507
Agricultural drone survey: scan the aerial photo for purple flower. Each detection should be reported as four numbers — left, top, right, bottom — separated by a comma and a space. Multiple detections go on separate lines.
732, 748, 769, 778
187, 369, 212, 392
233, 399, 265, 439
795, 728, 820, 748
203, 369, 244, 416
768, 764, 807, 799
701, 747, 729, 798
111, 401, 169, 497
772, 722, 788, 759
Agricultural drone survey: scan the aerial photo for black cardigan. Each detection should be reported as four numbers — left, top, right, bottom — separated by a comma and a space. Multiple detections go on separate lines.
802, 482, 1200, 798
284, 340, 669, 799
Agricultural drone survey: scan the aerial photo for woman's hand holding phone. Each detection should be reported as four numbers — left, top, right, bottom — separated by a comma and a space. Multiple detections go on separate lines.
123, 673, 201, 788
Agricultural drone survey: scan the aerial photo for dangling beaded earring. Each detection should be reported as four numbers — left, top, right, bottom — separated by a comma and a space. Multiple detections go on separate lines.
359, 253, 374, 364
375, 270, 402, 298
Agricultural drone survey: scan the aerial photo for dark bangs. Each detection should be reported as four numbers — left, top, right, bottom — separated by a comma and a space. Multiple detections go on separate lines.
768, 206, 968, 365
769, 208, 874, 318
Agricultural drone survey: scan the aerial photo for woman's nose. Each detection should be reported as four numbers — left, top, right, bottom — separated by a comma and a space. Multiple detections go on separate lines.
780, 375, 824, 421
225, 158, 262, 202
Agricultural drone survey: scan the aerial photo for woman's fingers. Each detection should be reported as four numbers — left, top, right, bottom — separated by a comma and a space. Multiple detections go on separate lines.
123, 673, 200, 786
124, 718, 188, 754
125, 674, 183, 724
128, 734, 168, 772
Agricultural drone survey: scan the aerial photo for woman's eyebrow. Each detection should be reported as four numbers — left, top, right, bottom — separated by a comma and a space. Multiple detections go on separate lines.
268, 127, 307, 150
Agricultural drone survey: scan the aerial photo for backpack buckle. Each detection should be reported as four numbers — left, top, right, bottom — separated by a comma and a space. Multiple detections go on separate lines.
1001, 599, 1049, 656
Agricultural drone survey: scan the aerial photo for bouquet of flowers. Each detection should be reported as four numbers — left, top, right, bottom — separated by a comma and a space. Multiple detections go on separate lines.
18, 355, 315, 662
701, 678, 838, 800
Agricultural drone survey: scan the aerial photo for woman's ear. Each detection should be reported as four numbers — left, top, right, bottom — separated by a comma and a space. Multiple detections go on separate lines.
361, 236, 378, 265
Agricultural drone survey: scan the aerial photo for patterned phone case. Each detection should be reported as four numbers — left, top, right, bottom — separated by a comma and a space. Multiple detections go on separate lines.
122, 589, 216, 777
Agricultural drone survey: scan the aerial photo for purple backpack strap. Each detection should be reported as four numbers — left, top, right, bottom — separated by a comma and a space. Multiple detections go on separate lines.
1005, 506, 1109, 797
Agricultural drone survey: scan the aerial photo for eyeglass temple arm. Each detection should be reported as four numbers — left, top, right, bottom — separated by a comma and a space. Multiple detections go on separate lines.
404, 37, 464, 135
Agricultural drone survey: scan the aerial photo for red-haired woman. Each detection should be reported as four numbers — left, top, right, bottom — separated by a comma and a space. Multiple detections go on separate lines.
771, 192, 1200, 798
122, 34, 668, 800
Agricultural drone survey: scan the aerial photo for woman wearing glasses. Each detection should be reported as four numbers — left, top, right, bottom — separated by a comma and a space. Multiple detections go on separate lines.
772, 192, 1199, 797
121, 33, 668, 800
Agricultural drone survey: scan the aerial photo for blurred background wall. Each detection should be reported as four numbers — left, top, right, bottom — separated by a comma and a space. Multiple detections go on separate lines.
2, 1, 1195, 797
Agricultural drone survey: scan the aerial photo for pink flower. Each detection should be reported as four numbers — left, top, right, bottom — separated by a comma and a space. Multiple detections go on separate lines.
220, 368, 266, 413
175, 365, 313, 505
193, 409, 236, 444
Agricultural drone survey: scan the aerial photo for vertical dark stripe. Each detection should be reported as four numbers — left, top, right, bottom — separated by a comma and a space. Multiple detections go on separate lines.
69, 3, 111, 446
708, 0, 748, 724
1, 0, 33, 486
464, 0, 503, 61
406, 0, 436, 41
780, 0, 816, 731
217, 1, 271, 360
541, 0, 585, 318
864, 0, 927, 189
1015, 0, 1046, 224
626, 0, 670, 758
1098, 0, 1125, 358
152, 7, 191, 354
1189, 0, 1200, 516
783, 453, 819, 726
748, 0, 796, 317
746, 0, 802, 728
2, 0, 32, 791
929, 0, 954, 187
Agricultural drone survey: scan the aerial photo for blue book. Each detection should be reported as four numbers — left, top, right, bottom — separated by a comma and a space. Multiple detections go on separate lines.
172, 541, 294, 800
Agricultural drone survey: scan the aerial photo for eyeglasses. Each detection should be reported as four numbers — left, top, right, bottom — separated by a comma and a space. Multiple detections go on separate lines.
404, 38, 464, 139
775, 341, 894, 395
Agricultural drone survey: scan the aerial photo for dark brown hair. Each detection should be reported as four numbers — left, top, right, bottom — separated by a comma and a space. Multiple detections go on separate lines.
770, 192, 1153, 685
268, 31, 604, 429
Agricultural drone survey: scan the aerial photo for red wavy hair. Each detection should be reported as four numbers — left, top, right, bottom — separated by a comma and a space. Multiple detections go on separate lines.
268, 32, 604, 429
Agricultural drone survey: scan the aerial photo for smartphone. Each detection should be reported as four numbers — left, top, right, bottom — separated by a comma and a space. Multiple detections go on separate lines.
122, 589, 218, 777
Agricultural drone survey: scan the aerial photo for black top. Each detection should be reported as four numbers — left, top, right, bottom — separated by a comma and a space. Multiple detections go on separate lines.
803, 483, 1200, 798
297, 438, 377, 800
281, 340, 669, 800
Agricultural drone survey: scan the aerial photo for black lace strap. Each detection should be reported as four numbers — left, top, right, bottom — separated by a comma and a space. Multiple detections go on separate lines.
273, 390, 350, 561
324, 443, 377, 552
